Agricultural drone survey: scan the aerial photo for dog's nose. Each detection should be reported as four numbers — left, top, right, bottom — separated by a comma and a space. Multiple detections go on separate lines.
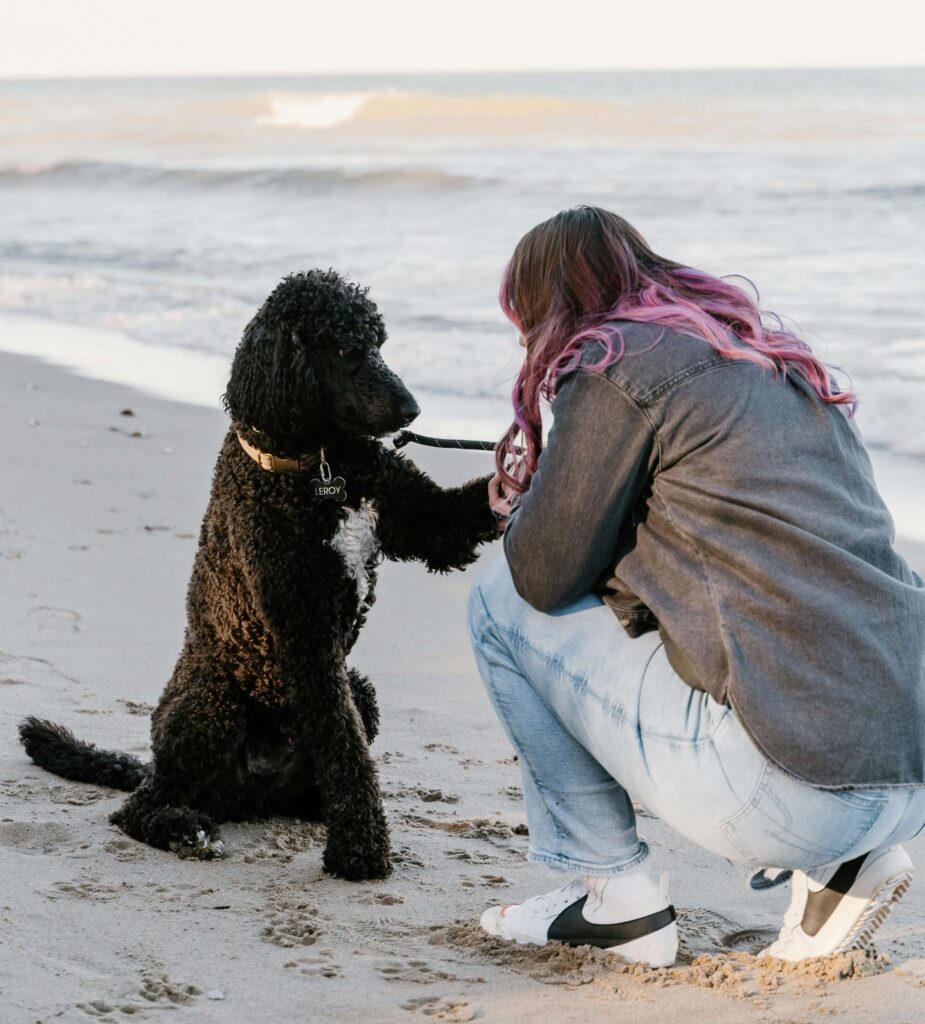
398, 397, 420, 426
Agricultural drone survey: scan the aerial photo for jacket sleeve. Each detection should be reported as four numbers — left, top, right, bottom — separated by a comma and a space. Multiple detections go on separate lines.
502, 369, 656, 613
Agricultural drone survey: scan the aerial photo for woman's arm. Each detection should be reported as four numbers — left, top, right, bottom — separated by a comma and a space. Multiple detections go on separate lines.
503, 369, 656, 612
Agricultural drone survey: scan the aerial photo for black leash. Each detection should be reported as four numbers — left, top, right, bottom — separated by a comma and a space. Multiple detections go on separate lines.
392, 430, 497, 452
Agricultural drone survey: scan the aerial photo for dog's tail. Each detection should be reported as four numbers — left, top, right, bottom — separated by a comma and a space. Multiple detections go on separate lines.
19, 716, 148, 791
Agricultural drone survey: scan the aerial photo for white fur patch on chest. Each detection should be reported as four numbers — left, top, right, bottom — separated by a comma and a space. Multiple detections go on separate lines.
326, 498, 380, 606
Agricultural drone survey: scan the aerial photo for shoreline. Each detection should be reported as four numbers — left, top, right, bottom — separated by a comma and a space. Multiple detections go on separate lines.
3, 309, 925, 551
0, 310, 514, 443
1, 346, 924, 1023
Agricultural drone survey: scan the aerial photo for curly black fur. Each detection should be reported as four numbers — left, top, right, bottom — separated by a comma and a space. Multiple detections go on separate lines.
19, 716, 148, 790
19, 269, 499, 879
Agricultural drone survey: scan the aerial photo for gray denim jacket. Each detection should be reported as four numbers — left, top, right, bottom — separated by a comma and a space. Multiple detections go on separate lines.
503, 320, 925, 789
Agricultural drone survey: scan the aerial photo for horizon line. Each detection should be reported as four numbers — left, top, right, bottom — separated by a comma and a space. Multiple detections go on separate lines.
1, 62, 923, 83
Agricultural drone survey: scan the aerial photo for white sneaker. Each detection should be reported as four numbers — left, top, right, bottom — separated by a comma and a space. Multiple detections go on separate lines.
761, 845, 914, 961
479, 868, 678, 968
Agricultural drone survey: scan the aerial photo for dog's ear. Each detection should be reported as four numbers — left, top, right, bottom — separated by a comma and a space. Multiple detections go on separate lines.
222, 315, 324, 441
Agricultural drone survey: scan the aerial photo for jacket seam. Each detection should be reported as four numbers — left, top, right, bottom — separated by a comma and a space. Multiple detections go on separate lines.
580, 370, 663, 474
643, 352, 737, 399
587, 355, 754, 408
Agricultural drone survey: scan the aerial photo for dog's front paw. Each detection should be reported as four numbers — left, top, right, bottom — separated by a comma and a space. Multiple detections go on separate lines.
134, 805, 224, 860
323, 838, 391, 881
171, 828, 226, 861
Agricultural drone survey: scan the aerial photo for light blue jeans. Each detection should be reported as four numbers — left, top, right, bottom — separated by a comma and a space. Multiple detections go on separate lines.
467, 555, 925, 884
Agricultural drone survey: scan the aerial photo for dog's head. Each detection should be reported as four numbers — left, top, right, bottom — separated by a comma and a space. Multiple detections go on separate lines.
222, 269, 420, 447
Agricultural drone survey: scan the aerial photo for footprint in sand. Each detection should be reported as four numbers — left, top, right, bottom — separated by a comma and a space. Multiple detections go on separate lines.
138, 967, 202, 1006
676, 906, 757, 959
76, 963, 203, 1020
405, 817, 526, 842
76, 998, 119, 1019
722, 926, 780, 954
377, 959, 459, 984
0, 821, 71, 854
446, 849, 503, 866
49, 784, 107, 805
391, 846, 427, 869
0, 650, 81, 689
103, 836, 145, 862
284, 953, 343, 978
262, 900, 326, 947
238, 821, 327, 864
51, 878, 127, 902
423, 742, 459, 755
358, 891, 404, 906
401, 995, 480, 1021
28, 606, 81, 634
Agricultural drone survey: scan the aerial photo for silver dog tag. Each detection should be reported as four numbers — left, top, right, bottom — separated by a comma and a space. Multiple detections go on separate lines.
312, 454, 346, 501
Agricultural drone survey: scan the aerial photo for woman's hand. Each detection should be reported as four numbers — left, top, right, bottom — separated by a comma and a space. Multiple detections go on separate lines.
488, 473, 516, 532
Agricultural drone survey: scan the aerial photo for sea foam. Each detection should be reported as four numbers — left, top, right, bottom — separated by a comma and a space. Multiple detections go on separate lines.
255, 92, 372, 129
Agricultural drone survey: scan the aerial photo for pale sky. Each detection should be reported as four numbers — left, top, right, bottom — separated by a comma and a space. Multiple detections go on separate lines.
2, 0, 923, 77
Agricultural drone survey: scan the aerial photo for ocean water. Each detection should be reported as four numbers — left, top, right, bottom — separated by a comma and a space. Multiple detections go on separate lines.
1, 69, 924, 454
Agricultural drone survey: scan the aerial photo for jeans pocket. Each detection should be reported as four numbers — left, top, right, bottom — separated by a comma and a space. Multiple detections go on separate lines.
719, 761, 889, 870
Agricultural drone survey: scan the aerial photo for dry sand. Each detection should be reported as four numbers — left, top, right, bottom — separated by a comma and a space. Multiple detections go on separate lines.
1, 349, 924, 1023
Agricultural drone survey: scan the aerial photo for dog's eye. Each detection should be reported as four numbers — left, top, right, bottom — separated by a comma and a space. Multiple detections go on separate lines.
338, 347, 366, 367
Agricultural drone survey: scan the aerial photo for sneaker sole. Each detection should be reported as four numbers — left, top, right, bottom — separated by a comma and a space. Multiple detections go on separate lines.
830, 864, 914, 955
763, 847, 915, 960
600, 921, 678, 968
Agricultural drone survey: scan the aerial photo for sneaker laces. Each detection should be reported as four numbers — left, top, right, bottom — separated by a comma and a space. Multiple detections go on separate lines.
518, 877, 586, 918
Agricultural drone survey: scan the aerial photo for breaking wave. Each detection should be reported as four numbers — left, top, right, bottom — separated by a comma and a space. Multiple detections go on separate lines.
0, 160, 488, 192
251, 88, 597, 133
254, 91, 374, 129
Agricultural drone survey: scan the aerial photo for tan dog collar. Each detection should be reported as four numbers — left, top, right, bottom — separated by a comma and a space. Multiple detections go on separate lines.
236, 433, 319, 473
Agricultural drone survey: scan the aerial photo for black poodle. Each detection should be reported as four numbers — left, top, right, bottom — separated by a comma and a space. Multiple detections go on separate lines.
20, 269, 499, 880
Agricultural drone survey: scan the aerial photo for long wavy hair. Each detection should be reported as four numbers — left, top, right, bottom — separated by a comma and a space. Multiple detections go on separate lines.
495, 206, 856, 495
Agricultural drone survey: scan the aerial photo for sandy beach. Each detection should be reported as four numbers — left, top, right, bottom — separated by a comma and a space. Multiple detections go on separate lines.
2, 345, 924, 1024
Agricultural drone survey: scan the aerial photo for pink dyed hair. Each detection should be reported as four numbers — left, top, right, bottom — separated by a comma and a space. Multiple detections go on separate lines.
496, 206, 856, 495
